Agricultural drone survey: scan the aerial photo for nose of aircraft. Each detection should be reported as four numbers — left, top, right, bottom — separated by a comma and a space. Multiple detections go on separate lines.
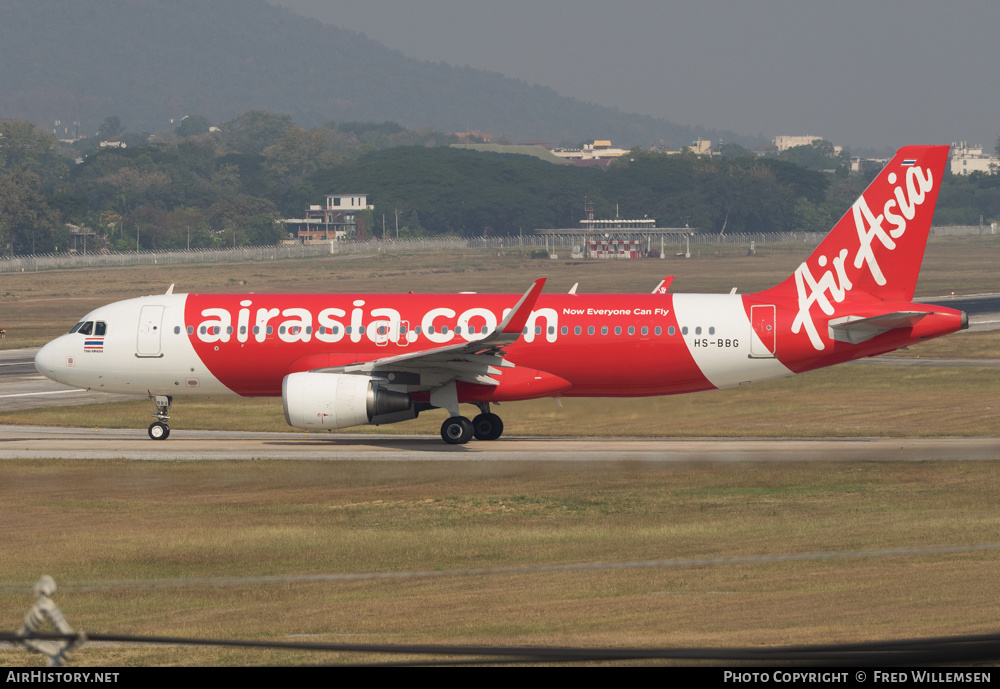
34, 338, 61, 380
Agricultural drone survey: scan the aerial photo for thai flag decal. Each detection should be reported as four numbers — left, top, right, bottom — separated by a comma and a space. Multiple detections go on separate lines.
902, 159, 917, 166
83, 337, 104, 352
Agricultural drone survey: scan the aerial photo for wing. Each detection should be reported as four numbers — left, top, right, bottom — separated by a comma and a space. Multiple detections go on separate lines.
314, 278, 547, 389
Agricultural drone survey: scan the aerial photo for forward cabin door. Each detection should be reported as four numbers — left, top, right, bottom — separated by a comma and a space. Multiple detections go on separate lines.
137, 305, 165, 357
750, 304, 776, 358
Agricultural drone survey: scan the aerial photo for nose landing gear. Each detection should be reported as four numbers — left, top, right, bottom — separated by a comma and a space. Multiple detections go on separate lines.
148, 394, 171, 440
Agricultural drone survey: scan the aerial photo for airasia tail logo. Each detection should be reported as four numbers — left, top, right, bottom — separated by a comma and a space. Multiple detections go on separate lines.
791, 164, 935, 350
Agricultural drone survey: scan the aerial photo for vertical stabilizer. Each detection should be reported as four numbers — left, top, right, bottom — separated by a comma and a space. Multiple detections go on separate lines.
765, 145, 950, 304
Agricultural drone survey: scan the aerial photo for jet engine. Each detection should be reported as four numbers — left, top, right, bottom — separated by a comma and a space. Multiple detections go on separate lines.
282, 372, 415, 430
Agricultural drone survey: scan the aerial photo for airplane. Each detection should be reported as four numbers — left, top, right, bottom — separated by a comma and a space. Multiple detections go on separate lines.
34, 145, 967, 444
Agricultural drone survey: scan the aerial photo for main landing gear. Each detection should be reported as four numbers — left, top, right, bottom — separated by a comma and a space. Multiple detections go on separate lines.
440, 403, 504, 445
148, 395, 171, 440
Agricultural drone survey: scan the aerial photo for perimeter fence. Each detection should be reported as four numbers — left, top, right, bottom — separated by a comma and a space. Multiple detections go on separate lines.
930, 224, 998, 236
0, 226, 988, 273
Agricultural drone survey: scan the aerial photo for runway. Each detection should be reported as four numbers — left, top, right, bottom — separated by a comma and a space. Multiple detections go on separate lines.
0, 424, 997, 462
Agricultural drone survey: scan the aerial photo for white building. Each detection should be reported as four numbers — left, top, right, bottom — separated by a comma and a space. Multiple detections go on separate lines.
773, 135, 821, 151
326, 194, 374, 211
950, 142, 998, 175
773, 135, 843, 155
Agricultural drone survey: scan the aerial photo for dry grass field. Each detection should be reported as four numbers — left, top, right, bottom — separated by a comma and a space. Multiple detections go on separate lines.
1, 236, 998, 666
2, 458, 1000, 666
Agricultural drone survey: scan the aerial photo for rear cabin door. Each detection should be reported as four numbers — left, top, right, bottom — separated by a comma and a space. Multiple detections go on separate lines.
750, 304, 776, 358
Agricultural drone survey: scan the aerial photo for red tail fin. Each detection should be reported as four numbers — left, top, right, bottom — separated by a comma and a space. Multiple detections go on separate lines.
765, 145, 950, 304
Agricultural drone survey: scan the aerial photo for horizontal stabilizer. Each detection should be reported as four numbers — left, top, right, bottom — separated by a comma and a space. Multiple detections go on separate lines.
828, 312, 928, 345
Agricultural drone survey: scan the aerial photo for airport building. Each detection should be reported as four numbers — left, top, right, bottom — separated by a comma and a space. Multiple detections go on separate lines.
283, 193, 374, 241
537, 217, 694, 259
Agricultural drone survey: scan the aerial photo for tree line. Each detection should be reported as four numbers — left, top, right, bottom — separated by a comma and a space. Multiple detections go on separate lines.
1, 113, 997, 255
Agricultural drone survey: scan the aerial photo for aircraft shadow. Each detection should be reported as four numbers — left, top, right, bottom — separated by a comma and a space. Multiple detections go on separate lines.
261, 437, 474, 452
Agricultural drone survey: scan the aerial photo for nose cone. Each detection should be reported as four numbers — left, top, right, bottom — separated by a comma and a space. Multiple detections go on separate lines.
35, 339, 62, 380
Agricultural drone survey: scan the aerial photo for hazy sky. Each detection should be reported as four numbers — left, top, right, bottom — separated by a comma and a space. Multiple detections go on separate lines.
270, 0, 998, 153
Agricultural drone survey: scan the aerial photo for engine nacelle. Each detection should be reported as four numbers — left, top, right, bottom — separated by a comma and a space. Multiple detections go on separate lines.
282, 372, 414, 430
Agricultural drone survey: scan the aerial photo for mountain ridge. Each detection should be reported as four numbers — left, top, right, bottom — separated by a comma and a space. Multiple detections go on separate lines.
0, 0, 752, 148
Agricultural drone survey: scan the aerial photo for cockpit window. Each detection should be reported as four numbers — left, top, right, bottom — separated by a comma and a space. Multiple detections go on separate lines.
70, 320, 106, 336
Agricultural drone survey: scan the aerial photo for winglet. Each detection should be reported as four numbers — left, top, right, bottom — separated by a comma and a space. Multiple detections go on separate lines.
497, 278, 546, 335
652, 277, 674, 294
165, 283, 175, 295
